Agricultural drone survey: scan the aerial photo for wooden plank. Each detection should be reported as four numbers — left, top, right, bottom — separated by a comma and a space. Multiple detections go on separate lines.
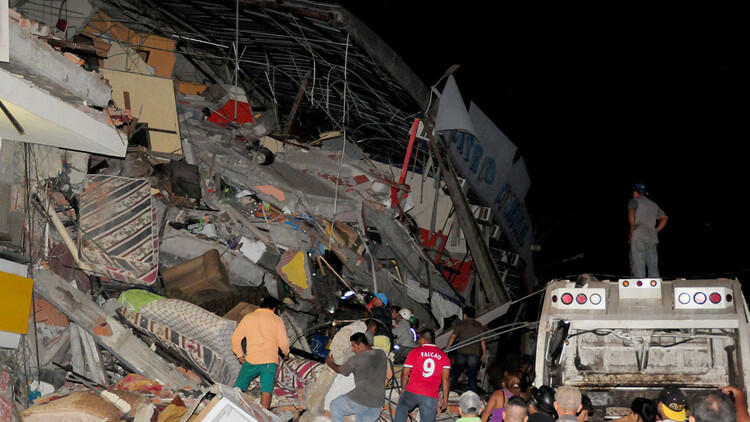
33, 269, 196, 389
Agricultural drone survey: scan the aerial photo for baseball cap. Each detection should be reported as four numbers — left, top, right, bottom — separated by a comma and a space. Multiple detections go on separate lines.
633, 183, 648, 194
459, 390, 483, 415
374, 293, 389, 305
658, 386, 686, 421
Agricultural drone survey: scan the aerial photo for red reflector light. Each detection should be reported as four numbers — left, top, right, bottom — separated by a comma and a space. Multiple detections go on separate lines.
552, 295, 558, 303
710, 293, 722, 304
637, 280, 643, 287
623, 281, 630, 287
576, 294, 587, 304
650, 280, 658, 287
727, 294, 733, 302
561, 293, 574, 305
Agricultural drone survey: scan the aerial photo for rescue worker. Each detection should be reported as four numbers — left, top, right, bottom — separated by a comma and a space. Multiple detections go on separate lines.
394, 329, 450, 422
657, 386, 687, 422
367, 292, 393, 349
628, 183, 668, 278
231, 296, 289, 409
553, 386, 582, 422
365, 319, 391, 354
326, 332, 387, 422
393, 308, 418, 362
689, 391, 736, 422
447, 307, 486, 393
528, 386, 556, 422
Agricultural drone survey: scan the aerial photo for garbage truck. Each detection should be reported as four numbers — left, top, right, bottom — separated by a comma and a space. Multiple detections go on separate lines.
533, 276, 750, 419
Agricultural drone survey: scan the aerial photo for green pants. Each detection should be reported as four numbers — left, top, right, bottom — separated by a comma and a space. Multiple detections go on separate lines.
233, 362, 278, 393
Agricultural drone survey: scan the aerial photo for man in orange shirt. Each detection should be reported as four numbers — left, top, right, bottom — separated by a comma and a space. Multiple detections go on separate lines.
232, 296, 290, 408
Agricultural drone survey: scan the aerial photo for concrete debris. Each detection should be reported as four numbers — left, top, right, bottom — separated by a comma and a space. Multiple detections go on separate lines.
0, 4, 530, 421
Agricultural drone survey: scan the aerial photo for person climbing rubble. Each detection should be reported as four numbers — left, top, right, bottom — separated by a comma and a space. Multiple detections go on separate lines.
367, 293, 393, 355
326, 332, 387, 422
392, 307, 418, 363
394, 329, 451, 422
231, 296, 289, 409
447, 306, 486, 393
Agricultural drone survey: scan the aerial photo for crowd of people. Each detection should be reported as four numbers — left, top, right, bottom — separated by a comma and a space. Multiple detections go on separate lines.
475, 381, 748, 422
229, 296, 749, 422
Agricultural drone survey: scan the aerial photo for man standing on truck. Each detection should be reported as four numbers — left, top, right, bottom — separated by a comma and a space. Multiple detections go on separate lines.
448, 307, 486, 393
231, 296, 290, 409
628, 183, 668, 278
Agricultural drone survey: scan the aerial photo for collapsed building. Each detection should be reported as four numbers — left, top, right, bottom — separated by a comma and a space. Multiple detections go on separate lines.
0, 1, 537, 420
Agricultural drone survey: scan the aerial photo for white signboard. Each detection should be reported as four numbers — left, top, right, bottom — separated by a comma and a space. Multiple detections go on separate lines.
436, 76, 536, 284
1, 0, 8, 63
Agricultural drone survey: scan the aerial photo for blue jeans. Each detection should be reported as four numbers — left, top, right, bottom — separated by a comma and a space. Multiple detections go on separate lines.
631, 238, 659, 278
450, 353, 481, 393
330, 395, 382, 422
394, 390, 438, 422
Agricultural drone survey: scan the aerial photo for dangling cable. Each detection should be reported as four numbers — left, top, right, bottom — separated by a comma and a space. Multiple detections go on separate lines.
328, 33, 350, 249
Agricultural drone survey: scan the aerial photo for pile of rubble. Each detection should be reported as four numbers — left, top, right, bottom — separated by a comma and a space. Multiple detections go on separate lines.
1, 1, 534, 421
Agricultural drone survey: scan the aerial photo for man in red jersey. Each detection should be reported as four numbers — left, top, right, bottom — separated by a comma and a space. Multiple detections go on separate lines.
394, 329, 451, 422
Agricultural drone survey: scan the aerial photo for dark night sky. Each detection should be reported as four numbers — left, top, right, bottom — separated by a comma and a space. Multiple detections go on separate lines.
342, 2, 748, 281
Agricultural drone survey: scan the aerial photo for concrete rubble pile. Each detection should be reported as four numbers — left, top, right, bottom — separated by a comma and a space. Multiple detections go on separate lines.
0, 2, 529, 421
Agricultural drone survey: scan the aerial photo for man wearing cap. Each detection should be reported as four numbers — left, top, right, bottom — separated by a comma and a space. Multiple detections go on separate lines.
658, 386, 687, 422
368, 293, 393, 350
553, 386, 582, 422
628, 183, 668, 278
394, 329, 451, 422
448, 307, 487, 393
393, 308, 418, 363
457, 391, 484, 422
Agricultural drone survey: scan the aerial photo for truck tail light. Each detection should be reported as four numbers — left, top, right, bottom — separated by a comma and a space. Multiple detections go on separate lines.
561, 293, 574, 305
576, 293, 587, 304
709, 292, 722, 304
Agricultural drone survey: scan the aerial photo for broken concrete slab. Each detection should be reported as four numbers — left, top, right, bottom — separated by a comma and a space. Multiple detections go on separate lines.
1, 19, 111, 107
32, 269, 196, 389
0, 67, 126, 157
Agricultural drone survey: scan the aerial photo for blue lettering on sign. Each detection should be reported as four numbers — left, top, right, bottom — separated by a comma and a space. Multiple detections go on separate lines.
448, 130, 496, 186
469, 143, 483, 173
479, 159, 495, 184
463, 134, 474, 162
493, 184, 529, 246
444, 130, 530, 250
